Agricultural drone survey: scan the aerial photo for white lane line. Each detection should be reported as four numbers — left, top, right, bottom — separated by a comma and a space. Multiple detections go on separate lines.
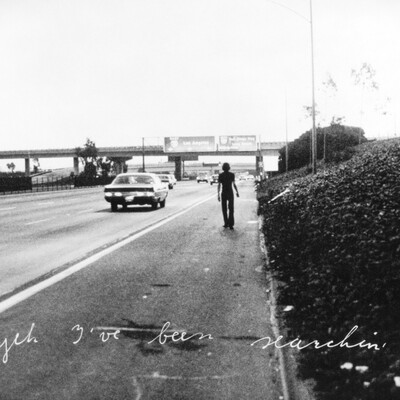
0, 194, 216, 314
25, 218, 55, 226
0, 207, 16, 211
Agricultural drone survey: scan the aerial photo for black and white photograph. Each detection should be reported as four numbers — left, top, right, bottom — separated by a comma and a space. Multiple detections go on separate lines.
0, 1, 399, 399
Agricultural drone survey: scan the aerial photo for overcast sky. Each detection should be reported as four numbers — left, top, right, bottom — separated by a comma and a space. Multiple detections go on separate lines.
0, 0, 399, 169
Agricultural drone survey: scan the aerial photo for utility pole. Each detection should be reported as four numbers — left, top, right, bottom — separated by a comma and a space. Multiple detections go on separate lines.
285, 92, 289, 173
310, 0, 317, 173
265, 0, 317, 173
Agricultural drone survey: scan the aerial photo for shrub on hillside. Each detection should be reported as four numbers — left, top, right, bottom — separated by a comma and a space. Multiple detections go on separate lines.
74, 175, 115, 187
278, 124, 367, 172
0, 171, 26, 177
259, 139, 400, 399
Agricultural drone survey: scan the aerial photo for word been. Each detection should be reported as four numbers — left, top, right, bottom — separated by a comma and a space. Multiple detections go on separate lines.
148, 321, 213, 345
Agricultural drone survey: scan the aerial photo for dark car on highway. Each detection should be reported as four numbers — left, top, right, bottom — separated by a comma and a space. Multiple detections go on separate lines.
104, 173, 168, 212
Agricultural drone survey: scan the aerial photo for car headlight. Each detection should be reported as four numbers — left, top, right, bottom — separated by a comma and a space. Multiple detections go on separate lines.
105, 192, 112, 197
113, 192, 123, 197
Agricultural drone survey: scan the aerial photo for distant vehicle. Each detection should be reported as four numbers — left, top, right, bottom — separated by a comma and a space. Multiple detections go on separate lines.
197, 172, 210, 183
104, 173, 168, 212
239, 173, 255, 181
158, 174, 175, 189
168, 174, 177, 186
209, 174, 219, 185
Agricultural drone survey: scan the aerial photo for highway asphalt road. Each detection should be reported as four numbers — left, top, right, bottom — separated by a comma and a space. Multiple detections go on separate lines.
0, 182, 216, 297
0, 180, 283, 399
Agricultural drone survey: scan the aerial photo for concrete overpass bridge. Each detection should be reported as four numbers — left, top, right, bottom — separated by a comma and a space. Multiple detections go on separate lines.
0, 142, 285, 180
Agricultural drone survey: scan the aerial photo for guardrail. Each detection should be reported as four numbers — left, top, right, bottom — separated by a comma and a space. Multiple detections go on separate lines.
0, 177, 32, 193
0, 175, 115, 195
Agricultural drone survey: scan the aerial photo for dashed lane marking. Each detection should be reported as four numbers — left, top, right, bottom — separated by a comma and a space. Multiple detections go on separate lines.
0, 207, 16, 211
77, 209, 94, 214
132, 376, 143, 400
25, 218, 55, 226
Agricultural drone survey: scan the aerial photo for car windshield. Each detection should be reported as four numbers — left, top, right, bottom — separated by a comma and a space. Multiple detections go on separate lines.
113, 175, 154, 185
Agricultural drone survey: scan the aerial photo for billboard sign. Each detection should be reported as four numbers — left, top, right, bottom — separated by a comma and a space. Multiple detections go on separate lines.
218, 135, 257, 151
164, 136, 215, 152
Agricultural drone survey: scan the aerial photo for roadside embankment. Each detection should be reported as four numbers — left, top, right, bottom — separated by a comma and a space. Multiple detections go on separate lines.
258, 138, 400, 400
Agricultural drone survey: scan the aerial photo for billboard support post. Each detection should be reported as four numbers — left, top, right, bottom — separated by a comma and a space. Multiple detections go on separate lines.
142, 138, 146, 172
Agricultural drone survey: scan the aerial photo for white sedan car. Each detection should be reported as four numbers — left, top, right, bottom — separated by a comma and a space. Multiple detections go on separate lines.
104, 173, 168, 212
158, 174, 175, 189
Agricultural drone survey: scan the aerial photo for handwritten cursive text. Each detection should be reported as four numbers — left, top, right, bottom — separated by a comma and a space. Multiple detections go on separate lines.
148, 321, 213, 345
250, 325, 386, 351
0, 323, 38, 364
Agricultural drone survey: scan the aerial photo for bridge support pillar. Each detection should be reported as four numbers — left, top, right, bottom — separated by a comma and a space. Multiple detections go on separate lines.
25, 158, 30, 176
174, 157, 182, 181
73, 157, 79, 175
109, 157, 130, 174
114, 160, 125, 174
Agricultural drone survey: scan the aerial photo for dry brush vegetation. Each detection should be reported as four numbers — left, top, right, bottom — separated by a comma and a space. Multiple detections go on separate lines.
258, 138, 400, 399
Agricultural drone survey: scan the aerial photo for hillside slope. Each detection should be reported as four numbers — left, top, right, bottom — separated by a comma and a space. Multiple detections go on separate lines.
258, 138, 400, 399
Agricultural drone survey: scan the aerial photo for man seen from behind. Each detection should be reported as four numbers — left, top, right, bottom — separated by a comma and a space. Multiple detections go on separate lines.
217, 162, 239, 230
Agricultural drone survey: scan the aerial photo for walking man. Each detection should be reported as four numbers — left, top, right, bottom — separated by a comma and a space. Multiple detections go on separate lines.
217, 162, 239, 229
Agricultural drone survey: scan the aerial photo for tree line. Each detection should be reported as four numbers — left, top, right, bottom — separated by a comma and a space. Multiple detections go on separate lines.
278, 123, 367, 173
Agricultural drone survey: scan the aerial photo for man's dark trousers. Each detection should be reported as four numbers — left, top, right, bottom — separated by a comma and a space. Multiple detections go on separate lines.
221, 192, 234, 227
